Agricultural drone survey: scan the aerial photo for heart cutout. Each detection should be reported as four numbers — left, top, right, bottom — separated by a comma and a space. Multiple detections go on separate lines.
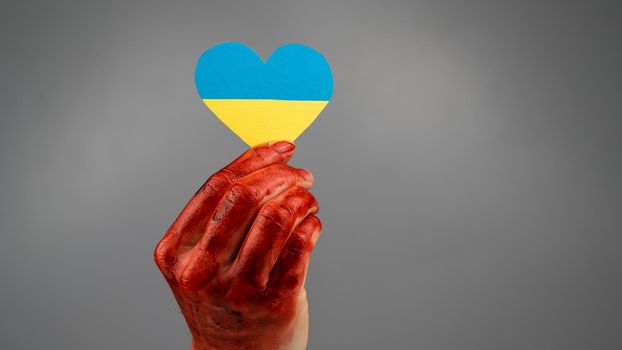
195, 43, 333, 146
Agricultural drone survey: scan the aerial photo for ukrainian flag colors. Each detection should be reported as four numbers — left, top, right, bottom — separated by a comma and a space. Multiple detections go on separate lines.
195, 43, 333, 146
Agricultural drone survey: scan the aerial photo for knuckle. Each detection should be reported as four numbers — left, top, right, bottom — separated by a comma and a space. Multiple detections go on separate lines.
286, 233, 308, 255
297, 168, 314, 182
289, 186, 316, 204
234, 147, 277, 172
212, 183, 256, 222
291, 185, 310, 197
226, 182, 252, 201
201, 172, 230, 195
231, 182, 259, 206
289, 188, 318, 213
153, 241, 167, 267
305, 191, 319, 210
153, 237, 176, 273
269, 163, 291, 173
246, 147, 262, 159
250, 145, 277, 162
262, 203, 292, 223
308, 215, 322, 231
229, 266, 266, 293
247, 273, 267, 291
178, 271, 196, 291
178, 264, 204, 291
219, 165, 244, 180
255, 204, 290, 232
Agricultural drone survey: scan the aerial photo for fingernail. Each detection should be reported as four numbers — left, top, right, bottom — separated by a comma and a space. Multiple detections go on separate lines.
271, 141, 295, 153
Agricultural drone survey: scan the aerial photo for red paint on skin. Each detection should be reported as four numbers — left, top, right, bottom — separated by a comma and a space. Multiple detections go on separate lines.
154, 142, 322, 350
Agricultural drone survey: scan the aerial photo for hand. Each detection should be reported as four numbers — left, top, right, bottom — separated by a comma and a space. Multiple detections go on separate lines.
154, 141, 322, 350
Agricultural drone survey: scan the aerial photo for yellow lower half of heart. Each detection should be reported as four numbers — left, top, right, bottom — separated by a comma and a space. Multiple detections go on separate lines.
203, 99, 329, 147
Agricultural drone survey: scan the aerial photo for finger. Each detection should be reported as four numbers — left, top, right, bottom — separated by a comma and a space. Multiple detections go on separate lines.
154, 141, 296, 272
204, 140, 297, 188
268, 214, 322, 290
178, 167, 314, 290
231, 187, 319, 290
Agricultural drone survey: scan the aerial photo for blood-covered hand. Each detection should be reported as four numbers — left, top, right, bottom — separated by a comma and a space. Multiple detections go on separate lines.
154, 141, 322, 350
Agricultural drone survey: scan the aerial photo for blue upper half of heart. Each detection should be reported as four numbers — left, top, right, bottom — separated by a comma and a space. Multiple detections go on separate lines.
195, 43, 333, 101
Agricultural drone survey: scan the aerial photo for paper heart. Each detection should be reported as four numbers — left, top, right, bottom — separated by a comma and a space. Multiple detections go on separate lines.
195, 42, 333, 146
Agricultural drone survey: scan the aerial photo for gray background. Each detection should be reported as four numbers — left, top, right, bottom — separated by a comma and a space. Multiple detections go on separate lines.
1, 0, 621, 349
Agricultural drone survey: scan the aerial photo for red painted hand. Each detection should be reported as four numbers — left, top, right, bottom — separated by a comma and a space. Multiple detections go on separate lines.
154, 141, 322, 350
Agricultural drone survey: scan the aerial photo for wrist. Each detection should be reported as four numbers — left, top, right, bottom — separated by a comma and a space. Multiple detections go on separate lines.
189, 290, 309, 350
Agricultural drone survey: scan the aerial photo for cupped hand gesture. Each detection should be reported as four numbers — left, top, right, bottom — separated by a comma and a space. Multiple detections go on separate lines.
154, 141, 322, 350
